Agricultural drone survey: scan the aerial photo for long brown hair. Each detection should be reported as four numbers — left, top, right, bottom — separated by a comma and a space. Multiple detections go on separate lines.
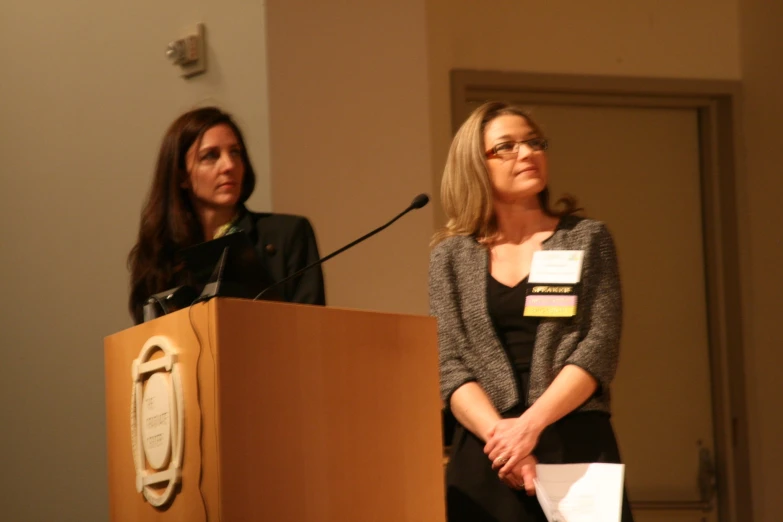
433, 101, 580, 246
127, 107, 256, 323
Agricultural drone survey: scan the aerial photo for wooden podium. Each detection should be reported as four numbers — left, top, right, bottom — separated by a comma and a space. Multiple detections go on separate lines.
104, 298, 446, 521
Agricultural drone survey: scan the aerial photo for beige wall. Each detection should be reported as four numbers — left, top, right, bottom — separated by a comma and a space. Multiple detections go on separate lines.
426, 0, 741, 224
265, 1, 434, 315
0, 1, 273, 520
738, 1, 783, 520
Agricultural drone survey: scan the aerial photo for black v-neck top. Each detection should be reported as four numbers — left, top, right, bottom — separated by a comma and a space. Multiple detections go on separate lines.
487, 273, 540, 403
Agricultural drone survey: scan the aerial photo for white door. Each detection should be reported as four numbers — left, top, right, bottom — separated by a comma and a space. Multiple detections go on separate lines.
468, 101, 719, 521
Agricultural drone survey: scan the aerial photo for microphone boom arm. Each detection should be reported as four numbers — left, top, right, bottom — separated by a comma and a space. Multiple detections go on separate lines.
253, 195, 428, 301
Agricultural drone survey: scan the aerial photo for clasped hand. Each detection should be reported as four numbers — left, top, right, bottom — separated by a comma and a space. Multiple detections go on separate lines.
484, 417, 542, 494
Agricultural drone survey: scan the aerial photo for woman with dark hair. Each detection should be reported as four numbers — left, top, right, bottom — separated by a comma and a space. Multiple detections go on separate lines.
430, 101, 633, 521
128, 106, 325, 324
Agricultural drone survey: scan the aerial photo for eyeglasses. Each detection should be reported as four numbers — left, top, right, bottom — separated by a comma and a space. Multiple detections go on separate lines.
486, 137, 549, 159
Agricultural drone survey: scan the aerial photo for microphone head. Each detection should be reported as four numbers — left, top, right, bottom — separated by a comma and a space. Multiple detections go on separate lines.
411, 193, 430, 210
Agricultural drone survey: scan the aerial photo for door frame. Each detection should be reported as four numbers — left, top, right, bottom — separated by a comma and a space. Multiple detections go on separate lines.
449, 69, 750, 522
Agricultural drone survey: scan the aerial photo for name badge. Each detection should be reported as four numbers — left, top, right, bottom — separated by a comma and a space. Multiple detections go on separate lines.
524, 251, 584, 317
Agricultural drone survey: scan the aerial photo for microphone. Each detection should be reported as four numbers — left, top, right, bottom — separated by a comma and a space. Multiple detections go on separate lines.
253, 193, 430, 301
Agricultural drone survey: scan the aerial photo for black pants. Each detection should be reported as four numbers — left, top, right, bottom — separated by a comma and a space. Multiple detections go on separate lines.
445, 410, 635, 522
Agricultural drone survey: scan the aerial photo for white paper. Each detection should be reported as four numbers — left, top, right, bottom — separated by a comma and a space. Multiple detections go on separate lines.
533, 463, 625, 522
528, 250, 585, 284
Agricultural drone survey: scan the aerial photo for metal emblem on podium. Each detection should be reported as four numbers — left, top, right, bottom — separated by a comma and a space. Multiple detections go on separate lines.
131, 335, 185, 507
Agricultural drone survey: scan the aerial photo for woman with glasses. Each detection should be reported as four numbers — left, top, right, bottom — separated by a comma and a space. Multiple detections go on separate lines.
429, 101, 633, 521
128, 106, 325, 324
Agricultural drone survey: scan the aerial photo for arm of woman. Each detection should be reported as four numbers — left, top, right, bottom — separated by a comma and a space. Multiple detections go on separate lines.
450, 382, 502, 442
429, 243, 499, 441
488, 365, 598, 473
452, 382, 538, 491
488, 223, 623, 475
285, 217, 326, 305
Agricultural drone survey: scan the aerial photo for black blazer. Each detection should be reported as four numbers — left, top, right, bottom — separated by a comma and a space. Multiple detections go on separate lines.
235, 208, 326, 306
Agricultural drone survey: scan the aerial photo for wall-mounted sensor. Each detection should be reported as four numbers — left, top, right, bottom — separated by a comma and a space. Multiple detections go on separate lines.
165, 23, 206, 78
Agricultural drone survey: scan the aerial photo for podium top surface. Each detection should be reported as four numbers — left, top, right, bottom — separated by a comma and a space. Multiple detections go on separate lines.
105, 297, 434, 341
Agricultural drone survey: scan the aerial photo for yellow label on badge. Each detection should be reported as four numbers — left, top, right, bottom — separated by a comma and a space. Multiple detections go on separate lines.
523, 305, 577, 317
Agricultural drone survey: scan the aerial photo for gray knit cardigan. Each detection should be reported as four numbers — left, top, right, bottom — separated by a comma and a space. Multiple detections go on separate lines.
428, 215, 623, 415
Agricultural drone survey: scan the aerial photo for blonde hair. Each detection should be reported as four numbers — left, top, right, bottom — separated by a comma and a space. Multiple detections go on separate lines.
432, 101, 579, 247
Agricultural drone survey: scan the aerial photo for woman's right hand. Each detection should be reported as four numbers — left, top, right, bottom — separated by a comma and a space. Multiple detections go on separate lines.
485, 416, 542, 477
499, 453, 538, 495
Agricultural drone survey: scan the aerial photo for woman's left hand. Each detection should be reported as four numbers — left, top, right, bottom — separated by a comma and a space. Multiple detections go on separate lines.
484, 416, 542, 475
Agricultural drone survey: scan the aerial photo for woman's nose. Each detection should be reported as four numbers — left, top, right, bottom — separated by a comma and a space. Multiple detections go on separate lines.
517, 142, 534, 160
219, 152, 237, 171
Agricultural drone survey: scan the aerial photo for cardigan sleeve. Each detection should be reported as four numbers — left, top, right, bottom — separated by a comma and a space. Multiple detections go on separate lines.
564, 223, 623, 396
429, 242, 476, 408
